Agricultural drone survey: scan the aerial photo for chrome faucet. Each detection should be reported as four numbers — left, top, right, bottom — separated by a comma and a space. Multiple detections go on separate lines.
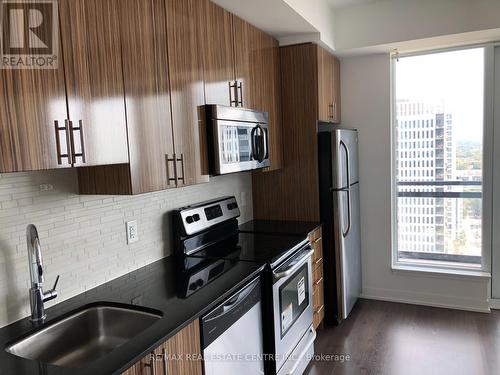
27, 224, 59, 323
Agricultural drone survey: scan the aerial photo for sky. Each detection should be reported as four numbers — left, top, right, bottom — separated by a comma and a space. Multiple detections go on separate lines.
395, 48, 484, 143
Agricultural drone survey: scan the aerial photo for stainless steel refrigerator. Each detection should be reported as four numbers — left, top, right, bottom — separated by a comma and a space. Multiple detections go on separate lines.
318, 125, 361, 324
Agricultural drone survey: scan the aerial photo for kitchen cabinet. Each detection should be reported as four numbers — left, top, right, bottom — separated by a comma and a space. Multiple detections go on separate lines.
78, 0, 209, 194
0, 55, 68, 172
309, 227, 325, 329
318, 46, 341, 123
60, 0, 129, 167
0, 0, 128, 173
201, 0, 235, 106
201, 5, 283, 170
252, 43, 341, 221
165, 0, 209, 187
121, 319, 202, 375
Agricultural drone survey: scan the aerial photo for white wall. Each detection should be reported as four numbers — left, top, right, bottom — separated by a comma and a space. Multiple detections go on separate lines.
340, 53, 490, 312
0, 170, 252, 327
334, 0, 500, 53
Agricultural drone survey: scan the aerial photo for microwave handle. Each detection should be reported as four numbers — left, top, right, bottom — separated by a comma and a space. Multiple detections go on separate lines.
273, 248, 313, 280
263, 128, 268, 159
251, 126, 258, 161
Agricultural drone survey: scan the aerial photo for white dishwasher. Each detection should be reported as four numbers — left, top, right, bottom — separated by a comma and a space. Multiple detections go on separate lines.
201, 277, 264, 375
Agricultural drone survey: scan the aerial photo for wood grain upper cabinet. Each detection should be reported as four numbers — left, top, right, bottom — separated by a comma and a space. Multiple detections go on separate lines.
233, 16, 283, 170
200, 0, 235, 106
165, 0, 209, 187
118, 0, 175, 194
60, 0, 129, 167
0, 2, 68, 173
317, 46, 341, 124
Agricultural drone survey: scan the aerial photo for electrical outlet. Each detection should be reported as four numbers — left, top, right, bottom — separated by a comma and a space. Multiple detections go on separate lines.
126, 220, 138, 244
39, 184, 54, 192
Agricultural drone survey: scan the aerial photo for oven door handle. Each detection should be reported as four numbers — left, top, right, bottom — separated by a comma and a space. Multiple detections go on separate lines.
273, 248, 313, 280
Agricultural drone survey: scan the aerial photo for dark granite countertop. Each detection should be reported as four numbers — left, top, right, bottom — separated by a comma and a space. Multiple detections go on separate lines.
239, 220, 321, 237
0, 255, 265, 375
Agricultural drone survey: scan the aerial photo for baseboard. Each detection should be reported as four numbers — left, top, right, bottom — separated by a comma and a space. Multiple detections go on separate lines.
361, 287, 491, 313
490, 298, 500, 310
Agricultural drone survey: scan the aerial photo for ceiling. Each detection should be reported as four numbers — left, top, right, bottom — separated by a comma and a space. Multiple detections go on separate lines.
211, 0, 317, 38
327, 0, 376, 9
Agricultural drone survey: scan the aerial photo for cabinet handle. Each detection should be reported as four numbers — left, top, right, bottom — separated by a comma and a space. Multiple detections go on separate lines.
54, 120, 71, 165
312, 237, 321, 244
69, 120, 86, 164
237, 81, 243, 107
314, 257, 323, 266
165, 154, 177, 185
315, 305, 324, 315
328, 104, 334, 120
161, 348, 168, 375
314, 276, 323, 286
145, 352, 157, 375
176, 154, 185, 185
229, 81, 238, 106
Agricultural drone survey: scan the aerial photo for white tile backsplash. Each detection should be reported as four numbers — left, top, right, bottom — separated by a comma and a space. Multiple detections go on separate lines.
0, 169, 253, 327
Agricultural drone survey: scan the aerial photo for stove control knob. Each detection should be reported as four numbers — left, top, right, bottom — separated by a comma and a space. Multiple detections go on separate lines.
196, 279, 204, 287
193, 214, 200, 222
189, 282, 197, 291
186, 216, 194, 224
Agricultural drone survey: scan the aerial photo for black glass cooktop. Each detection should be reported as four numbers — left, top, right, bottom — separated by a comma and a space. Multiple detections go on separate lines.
188, 232, 308, 268
239, 219, 320, 237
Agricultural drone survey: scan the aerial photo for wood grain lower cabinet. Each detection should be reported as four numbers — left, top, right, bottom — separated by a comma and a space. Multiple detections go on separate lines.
121, 319, 202, 375
60, 0, 129, 167
309, 227, 325, 329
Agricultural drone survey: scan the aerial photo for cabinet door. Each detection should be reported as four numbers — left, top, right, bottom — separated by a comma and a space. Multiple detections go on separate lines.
201, 0, 235, 106
233, 18, 283, 170
164, 319, 202, 375
165, 0, 209, 187
60, 0, 129, 167
232, 16, 260, 109
119, 0, 175, 194
0, 3, 69, 172
332, 55, 341, 123
120, 319, 202, 375
317, 46, 334, 123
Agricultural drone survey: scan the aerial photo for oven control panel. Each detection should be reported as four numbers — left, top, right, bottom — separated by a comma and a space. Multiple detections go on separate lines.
176, 196, 240, 235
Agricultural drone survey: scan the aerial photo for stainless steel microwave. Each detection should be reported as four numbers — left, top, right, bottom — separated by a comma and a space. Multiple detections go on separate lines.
202, 105, 270, 175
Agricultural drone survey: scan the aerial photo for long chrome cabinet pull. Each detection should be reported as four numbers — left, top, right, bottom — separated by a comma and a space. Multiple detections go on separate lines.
145, 352, 157, 375
162, 348, 168, 375
54, 120, 72, 165
68, 120, 86, 164
165, 154, 177, 186
229, 81, 238, 106
176, 154, 185, 185
237, 81, 243, 107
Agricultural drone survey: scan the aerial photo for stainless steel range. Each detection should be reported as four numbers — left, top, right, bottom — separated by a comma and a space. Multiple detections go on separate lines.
173, 196, 316, 375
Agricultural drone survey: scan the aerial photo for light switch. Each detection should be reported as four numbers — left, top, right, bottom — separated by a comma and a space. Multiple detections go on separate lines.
126, 220, 138, 244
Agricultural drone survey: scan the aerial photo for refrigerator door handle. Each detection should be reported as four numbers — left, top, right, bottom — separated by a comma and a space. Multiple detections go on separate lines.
340, 140, 350, 187
342, 188, 351, 238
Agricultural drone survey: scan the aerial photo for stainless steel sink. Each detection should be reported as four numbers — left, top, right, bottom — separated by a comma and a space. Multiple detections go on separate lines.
5, 304, 162, 368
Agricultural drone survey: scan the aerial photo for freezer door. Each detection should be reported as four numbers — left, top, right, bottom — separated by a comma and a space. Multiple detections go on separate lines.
332, 129, 359, 189
333, 183, 361, 320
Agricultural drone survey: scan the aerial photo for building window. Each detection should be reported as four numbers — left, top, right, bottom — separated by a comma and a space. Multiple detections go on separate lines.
393, 47, 484, 268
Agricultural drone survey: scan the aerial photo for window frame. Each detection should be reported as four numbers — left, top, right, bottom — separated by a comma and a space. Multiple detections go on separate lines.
390, 44, 494, 275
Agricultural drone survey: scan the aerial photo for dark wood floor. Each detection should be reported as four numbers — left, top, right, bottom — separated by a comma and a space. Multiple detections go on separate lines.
305, 299, 500, 375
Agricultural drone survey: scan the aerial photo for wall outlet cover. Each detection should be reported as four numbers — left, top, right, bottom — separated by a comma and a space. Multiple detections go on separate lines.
126, 220, 138, 244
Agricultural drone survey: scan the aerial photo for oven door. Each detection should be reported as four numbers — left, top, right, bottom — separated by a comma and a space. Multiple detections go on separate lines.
272, 245, 314, 373
214, 120, 270, 174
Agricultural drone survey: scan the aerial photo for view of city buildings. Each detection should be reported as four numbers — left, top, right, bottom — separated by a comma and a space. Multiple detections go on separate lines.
396, 100, 482, 262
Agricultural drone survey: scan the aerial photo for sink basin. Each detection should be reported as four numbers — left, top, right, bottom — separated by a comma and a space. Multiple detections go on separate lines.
5, 304, 162, 368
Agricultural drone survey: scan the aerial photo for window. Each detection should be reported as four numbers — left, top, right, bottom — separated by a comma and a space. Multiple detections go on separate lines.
392, 47, 485, 269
